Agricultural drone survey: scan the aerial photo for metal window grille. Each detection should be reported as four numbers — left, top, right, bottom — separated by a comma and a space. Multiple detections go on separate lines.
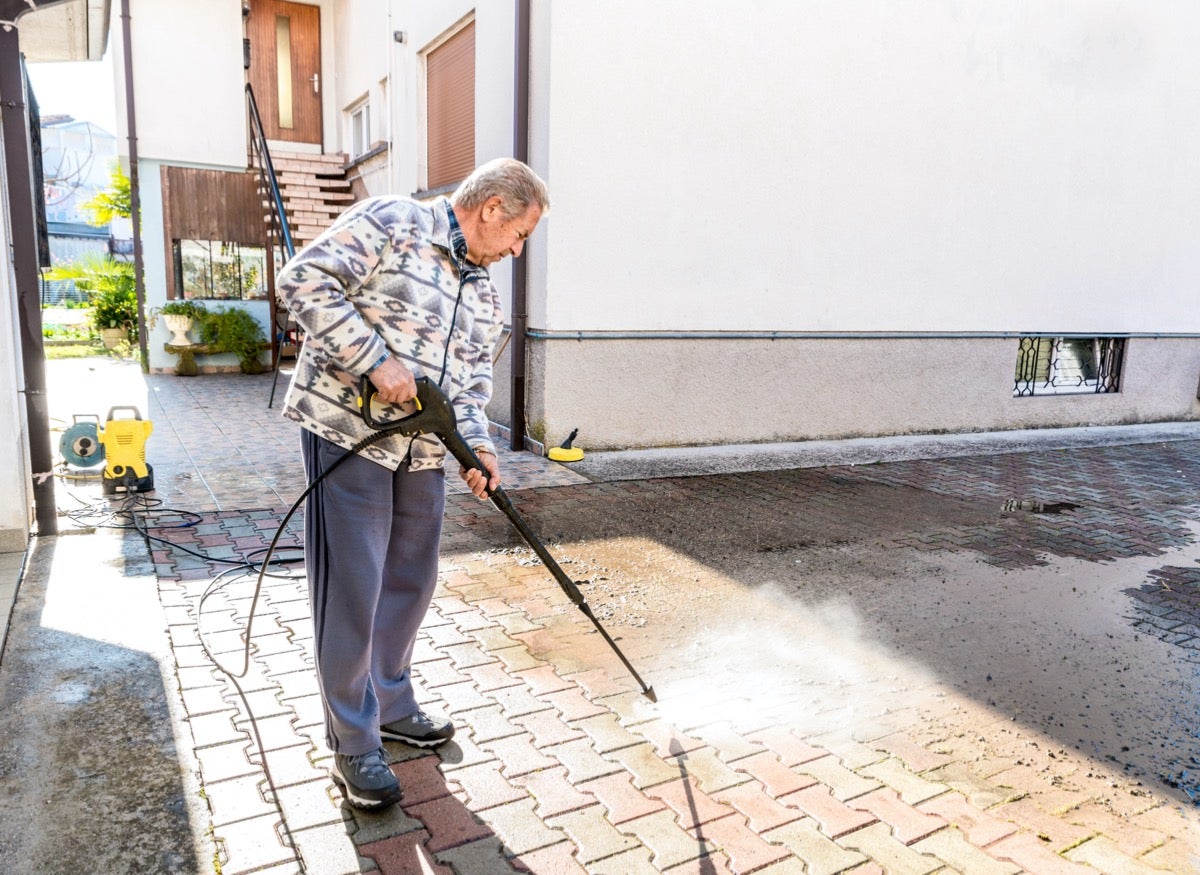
1013, 336, 1125, 397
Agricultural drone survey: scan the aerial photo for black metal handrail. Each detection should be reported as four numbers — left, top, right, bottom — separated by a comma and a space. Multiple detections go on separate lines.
246, 83, 295, 260
247, 83, 300, 407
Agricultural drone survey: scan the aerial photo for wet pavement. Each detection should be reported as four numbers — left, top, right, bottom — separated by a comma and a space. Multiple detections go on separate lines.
1, 356, 1199, 874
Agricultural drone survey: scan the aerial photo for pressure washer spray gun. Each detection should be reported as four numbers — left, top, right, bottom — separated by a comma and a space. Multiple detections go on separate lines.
360, 376, 656, 702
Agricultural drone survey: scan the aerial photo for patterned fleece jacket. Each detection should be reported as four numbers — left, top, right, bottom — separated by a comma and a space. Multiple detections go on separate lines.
279, 195, 502, 471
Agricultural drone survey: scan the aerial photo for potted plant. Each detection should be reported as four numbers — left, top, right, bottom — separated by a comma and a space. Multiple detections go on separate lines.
45, 255, 138, 350
153, 299, 206, 345
197, 305, 268, 373
89, 281, 139, 350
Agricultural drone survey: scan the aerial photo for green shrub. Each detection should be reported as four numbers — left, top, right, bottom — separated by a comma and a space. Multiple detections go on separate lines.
197, 306, 267, 373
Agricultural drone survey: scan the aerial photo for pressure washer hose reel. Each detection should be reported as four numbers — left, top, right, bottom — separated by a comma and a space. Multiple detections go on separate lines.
59, 414, 105, 470
97, 406, 154, 494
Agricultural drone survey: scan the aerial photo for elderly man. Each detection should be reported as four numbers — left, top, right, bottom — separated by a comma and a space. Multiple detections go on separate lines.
279, 158, 549, 810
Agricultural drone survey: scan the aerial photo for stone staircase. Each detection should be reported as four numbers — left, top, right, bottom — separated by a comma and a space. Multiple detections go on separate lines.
257, 149, 356, 252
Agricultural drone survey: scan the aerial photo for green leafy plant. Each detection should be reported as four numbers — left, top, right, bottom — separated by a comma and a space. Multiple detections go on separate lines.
197, 305, 267, 373
82, 162, 132, 225
44, 254, 138, 344
150, 299, 207, 329
157, 299, 207, 318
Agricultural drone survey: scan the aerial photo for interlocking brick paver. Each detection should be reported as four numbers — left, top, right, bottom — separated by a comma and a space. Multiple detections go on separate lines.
567, 667, 637, 699
546, 737, 625, 784
469, 624, 523, 652
732, 750, 820, 797
195, 739, 258, 784
912, 828, 1021, 875
493, 644, 547, 674
438, 641, 496, 670
586, 847, 659, 874
689, 812, 792, 873
213, 812, 295, 874
250, 742, 324, 789
915, 791, 1019, 847
580, 771, 669, 825
850, 787, 947, 845
413, 657, 465, 689
987, 831, 1099, 874
206, 772, 275, 825
860, 757, 950, 806
450, 760, 527, 810
712, 780, 807, 834
619, 808, 716, 871
795, 754, 884, 801
781, 784, 878, 839
643, 775, 732, 830
391, 755, 454, 806
457, 703, 525, 744
874, 732, 955, 774
1064, 835, 1173, 875
547, 804, 640, 865
575, 712, 645, 754
667, 746, 752, 795
491, 682, 557, 719
838, 822, 946, 875
541, 685, 611, 722
511, 840, 589, 874
763, 817, 869, 875
402, 795, 492, 853
271, 779, 347, 832
481, 797, 567, 855
512, 664, 577, 696
510, 765, 596, 819
359, 830, 452, 875
608, 742, 687, 790
462, 660, 526, 692
432, 679, 496, 714
511, 706, 587, 748
634, 720, 708, 759
690, 721, 769, 762
987, 796, 1095, 852
479, 733, 559, 778
924, 762, 1017, 809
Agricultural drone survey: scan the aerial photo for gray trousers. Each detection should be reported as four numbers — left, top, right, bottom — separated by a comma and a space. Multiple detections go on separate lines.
301, 429, 445, 755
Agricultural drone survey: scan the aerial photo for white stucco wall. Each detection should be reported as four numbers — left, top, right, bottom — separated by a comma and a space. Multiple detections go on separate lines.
538, 1, 1200, 335
0, 135, 33, 551
112, 0, 247, 167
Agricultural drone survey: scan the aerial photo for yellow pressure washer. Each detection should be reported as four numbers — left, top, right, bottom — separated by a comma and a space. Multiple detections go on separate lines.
97, 406, 155, 495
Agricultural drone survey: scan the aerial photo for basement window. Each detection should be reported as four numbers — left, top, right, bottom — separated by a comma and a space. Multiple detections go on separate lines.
173, 240, 269, 301
1013, 336, 1126, 397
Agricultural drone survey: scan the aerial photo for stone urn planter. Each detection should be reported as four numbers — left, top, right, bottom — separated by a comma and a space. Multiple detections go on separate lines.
100, 326, 126, 349
162, 313, 194, 345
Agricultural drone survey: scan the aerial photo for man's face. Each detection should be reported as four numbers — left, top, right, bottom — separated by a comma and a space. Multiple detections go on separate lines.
467, 200, 543, 267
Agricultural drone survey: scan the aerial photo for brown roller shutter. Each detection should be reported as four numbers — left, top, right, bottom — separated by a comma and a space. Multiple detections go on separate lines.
426, 21, 476, 190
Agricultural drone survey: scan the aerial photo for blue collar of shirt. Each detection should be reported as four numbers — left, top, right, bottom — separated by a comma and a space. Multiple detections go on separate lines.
446, 204, 490, 285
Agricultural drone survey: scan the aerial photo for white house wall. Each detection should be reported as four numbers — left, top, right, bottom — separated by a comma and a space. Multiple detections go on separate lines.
0, 133, 33, 552
112, 0, 247, 168
539, 1, 1200, 335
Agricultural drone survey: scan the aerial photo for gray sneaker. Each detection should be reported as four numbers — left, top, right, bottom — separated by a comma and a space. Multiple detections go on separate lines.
380, 710, 456, 748
331, 747, 402, 810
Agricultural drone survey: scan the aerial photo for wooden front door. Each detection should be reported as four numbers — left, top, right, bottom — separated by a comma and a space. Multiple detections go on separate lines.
246, 0, 322, 145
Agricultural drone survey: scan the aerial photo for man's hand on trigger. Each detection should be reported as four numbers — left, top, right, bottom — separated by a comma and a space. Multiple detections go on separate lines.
369, 357, 417, 405
461, 450, 500, 499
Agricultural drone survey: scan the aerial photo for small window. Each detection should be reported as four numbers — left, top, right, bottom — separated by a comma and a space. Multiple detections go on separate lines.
349, 100, 370, 159
1014, 336, 1126, 397
173, 240, 268, 301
